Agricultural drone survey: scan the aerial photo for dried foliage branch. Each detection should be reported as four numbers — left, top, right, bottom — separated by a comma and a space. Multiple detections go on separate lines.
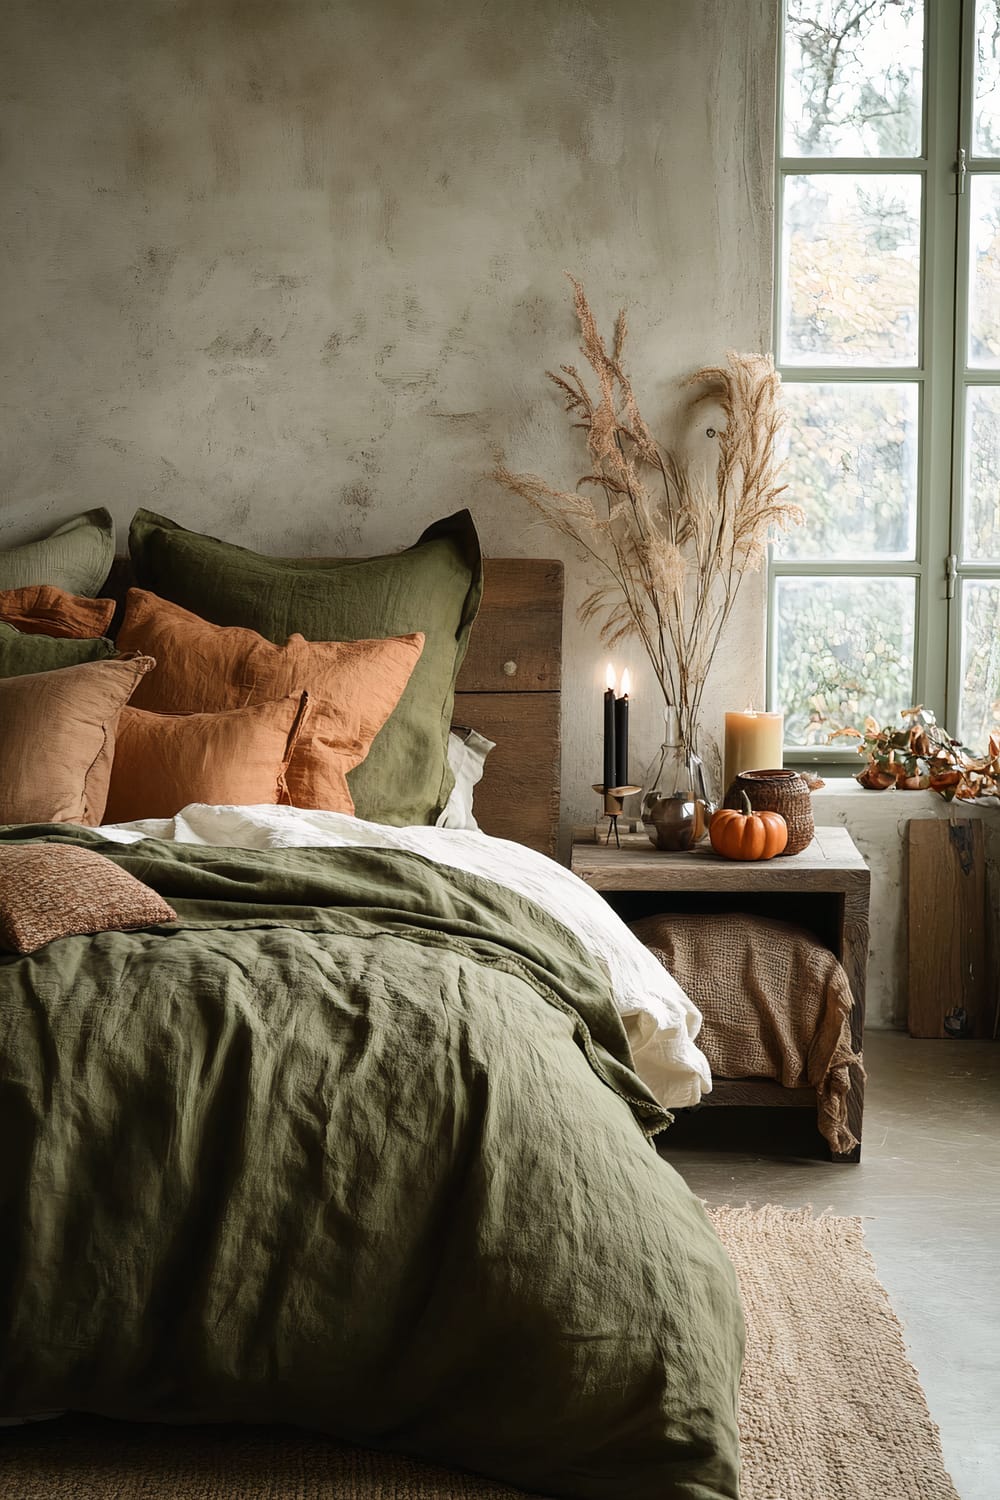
829, 706, 1000, 800
494, 275, 803, 752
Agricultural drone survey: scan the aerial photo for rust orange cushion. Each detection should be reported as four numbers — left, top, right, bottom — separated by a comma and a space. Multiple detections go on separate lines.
0, 654, 155, 826
0, 843, 176, 954
0, 584, 116, 638
103, 692, 312, 824
116, 589, 424, 815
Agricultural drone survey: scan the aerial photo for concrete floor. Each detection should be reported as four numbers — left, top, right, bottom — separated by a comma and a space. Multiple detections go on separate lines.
660, 1029, 1000, 1500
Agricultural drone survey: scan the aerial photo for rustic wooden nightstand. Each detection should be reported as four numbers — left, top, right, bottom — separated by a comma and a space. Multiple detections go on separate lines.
571, 826, 871, 1161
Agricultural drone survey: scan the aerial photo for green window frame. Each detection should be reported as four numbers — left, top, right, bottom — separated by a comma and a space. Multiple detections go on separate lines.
769, 0, 1000, 766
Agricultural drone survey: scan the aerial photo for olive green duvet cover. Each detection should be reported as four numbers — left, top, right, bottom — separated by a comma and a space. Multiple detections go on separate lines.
0, 827, 743, 1499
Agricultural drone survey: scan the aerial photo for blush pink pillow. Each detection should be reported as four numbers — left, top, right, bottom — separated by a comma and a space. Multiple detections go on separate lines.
0, 654, 154, 826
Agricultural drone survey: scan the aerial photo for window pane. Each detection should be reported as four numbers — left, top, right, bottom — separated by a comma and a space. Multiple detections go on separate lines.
783, 0, 924, 158
969, 176, 1000, 367
781, 174, 921, 365
974, 0, 1000, 157
959, 580, 1000, 751
964, 386, 1000, 560
775, 576, 916, 745
779, 382, 918, 559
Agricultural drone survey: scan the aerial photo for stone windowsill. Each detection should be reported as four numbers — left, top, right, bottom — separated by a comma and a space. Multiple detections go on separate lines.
810, 779, 1000, 821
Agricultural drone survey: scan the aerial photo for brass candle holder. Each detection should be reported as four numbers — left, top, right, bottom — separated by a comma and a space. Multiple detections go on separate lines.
592, 783, 642, 848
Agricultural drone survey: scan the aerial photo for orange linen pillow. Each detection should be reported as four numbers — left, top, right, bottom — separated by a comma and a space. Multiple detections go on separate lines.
0, 584, 116, 639
116, 589, 424, 814
0, 654, 155, 826
103, 692, 312, 824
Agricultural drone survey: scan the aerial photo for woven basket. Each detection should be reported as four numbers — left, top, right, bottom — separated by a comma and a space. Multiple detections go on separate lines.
722, 768, 815, 855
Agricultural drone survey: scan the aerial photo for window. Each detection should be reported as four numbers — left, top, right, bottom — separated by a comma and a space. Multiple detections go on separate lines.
769, 0, 1000, 760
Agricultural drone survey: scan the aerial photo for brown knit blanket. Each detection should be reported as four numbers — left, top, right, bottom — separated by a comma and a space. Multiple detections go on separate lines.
630, 912, 864, 1155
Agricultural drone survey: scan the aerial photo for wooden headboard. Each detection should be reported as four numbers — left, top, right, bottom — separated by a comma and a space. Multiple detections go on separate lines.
454, 559, 563, 857
106, 556, 564, 857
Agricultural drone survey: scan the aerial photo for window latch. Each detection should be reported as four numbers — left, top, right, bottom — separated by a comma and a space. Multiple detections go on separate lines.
954, 148, 968, 196
945, 554, 958, 600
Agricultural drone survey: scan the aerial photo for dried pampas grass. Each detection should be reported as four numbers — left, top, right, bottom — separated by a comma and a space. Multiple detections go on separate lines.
495, 276, 802, 756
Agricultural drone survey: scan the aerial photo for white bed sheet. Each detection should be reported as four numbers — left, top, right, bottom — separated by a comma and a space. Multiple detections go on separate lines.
97, 804, 711, 1110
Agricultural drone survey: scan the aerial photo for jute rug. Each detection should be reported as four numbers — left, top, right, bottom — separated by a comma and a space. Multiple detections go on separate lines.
0, 1206, 959, 1500
711, 1206, 959, 1500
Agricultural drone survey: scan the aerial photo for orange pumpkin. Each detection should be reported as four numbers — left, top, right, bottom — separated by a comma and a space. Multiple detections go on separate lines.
709, 791, 788, 861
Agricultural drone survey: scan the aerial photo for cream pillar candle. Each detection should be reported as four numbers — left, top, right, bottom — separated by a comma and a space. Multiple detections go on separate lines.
723, 710, 784, 796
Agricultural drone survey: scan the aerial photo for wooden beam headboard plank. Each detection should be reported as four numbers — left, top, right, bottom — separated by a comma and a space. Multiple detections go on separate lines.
455, 559, 563, 858
456, 559, 563, 693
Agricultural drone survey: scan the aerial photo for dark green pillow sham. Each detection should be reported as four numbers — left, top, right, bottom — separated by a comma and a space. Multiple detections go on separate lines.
128, 508, 483, 827
0, 508, 114, 596
0, 622, 116, 676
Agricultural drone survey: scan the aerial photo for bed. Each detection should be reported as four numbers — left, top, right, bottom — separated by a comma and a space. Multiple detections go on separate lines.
0, 511, 744, 1500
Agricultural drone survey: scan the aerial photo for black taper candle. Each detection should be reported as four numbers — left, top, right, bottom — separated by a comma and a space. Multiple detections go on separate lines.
614, 679, 629, 788
603, 669, 617, 791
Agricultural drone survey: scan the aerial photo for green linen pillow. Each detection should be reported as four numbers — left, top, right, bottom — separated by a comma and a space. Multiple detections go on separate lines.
128, 508, 483, 826
0, 622, 116, 676
0, 509, 114, 597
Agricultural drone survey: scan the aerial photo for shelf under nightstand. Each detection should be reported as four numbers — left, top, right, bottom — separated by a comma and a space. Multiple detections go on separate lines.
570, 826, 871, 1161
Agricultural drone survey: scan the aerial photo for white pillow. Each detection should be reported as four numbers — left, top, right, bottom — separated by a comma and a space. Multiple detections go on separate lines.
436, 727, 495, 830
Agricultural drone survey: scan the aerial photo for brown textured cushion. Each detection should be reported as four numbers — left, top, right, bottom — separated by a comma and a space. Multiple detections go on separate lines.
0, 654, 155, 826
0, 585, 116, 639
116, 589, 424, 814
0, 843, 176, 954
103, 692, 312, 824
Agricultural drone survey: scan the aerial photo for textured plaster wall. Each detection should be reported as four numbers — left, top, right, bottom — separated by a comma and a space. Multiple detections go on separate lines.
0, 0, 778, 829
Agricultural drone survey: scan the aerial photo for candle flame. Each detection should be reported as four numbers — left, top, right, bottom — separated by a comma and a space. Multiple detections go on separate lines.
605, 663, 617, 691
620, 668, 631, 697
